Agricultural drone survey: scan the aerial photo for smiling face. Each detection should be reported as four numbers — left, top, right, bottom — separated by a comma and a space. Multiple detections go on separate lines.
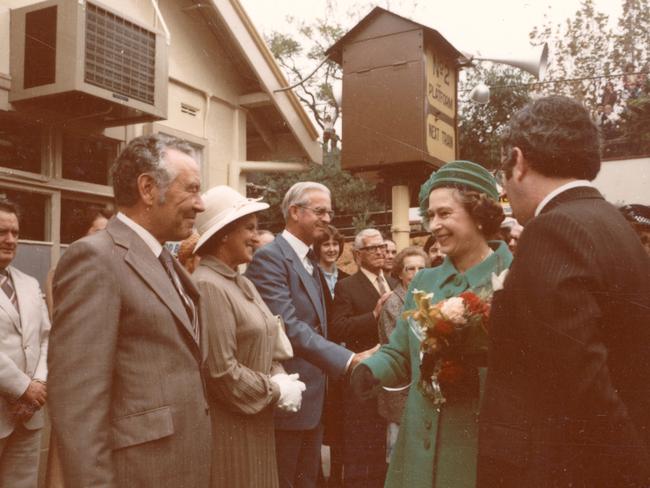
149, 149, 205, 243
0, 211, 19, 270
290, 190, 332, 245
221, 213, 259, 267
427, 188, 485, 262
319, 238, 340, 267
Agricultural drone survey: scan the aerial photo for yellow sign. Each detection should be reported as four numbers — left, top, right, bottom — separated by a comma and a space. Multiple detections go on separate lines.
425, 48, 456, 120
426, 114, 455, 162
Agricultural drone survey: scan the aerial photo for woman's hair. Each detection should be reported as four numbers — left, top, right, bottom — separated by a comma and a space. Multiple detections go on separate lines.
423, 234, 436, 254
313, 225, 345, 260
391, 246, 429, 280
452, 188, 505, 238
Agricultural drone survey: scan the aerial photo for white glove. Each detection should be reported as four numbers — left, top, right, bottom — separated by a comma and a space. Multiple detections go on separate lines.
272, 373, 306, 413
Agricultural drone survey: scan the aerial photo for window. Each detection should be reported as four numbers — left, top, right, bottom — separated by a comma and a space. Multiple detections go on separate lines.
60, 197, 113, 244
62, 132, 119, 185
0, 119, 42, 174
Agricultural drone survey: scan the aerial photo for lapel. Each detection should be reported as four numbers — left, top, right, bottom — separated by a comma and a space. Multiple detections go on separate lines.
355, 270, 381, 306
276, 235, 327, 329
107, 219, 200, 353
0, 266, 21, 333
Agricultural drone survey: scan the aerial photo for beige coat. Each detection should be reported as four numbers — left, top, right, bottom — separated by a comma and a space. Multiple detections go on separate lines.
48, 218, 212, 488
0, 265, 50, 437
193, 256, 282, 488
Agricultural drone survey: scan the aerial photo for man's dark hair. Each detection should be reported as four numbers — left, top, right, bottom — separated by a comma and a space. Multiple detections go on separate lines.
111, 134, 195, 207
501, 95, 601, 180
0, 198, 20, 221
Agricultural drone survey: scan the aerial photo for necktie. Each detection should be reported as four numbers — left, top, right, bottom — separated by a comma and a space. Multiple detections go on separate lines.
377, 275, 388, 295
159, 248, 199, 342
306, 249, 318, 278
0, 269, 18, 311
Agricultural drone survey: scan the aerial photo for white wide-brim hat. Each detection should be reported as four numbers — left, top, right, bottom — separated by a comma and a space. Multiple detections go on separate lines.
194, 185, 269, 253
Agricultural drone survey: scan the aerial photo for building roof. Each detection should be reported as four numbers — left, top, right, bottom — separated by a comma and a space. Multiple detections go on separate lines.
208, 0, 322, 163
325, 6, 466, 67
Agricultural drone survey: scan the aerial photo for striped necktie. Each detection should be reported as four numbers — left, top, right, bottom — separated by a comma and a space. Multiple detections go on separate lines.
0, 269, 17, 308
377, 275, 388, 295
159, 248, 199, 343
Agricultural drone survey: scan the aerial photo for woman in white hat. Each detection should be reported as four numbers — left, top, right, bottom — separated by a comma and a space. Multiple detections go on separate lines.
193, 186, 305, 488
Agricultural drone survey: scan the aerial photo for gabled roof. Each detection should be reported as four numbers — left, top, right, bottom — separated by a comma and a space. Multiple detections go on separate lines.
208, 0, 322, 163
326, 6, 466, 67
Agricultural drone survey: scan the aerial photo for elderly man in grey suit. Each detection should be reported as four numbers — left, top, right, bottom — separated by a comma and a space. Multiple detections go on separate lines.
246, 182, 376, 488
48, 134, 211, 488
0, 199, 50, 488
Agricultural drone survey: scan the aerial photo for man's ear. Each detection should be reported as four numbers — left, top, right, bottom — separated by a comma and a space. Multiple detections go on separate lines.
511, 147, 529, 182
136, 173, 158, 206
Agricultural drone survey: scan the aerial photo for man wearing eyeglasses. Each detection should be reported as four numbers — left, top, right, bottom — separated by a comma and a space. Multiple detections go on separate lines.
246, 182, 376, 488
330, 228, 398, 487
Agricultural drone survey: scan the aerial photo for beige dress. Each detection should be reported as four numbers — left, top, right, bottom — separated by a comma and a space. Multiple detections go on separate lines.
193, 255, 283, 488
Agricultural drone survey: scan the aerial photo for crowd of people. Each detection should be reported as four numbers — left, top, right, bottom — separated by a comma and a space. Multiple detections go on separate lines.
0, 94, 649, 488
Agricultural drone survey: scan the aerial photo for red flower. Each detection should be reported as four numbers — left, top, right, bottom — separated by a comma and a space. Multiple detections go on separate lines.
460, 291, 487, 316
438, 360, 464, 385
433, 320, 455, 337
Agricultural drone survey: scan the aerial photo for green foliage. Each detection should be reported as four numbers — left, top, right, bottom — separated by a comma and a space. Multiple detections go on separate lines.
458, 67, 531, 169
250, 160, 383, 233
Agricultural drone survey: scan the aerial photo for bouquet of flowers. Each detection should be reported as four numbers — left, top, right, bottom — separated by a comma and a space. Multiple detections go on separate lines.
405, 289, 492, 405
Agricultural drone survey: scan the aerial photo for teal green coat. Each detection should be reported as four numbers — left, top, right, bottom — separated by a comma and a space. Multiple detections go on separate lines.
363, 241, 512, 488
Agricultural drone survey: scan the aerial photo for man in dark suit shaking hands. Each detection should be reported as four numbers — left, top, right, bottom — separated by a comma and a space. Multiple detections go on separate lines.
478, 95, 650, 487
246, 182, 375, 488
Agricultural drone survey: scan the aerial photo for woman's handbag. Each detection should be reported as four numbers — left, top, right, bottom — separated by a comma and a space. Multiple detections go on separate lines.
273, 315, 293, 360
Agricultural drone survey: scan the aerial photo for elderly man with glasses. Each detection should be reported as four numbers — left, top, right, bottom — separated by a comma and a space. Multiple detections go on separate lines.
330, 228, 398, 488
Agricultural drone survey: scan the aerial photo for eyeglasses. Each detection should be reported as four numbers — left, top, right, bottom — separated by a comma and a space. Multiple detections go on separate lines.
296, 205, 335, 219
358, 244, 387, 253
404, 266, 424, 273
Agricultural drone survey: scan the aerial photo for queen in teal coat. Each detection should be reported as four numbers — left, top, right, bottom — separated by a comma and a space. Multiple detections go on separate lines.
353, 161, 513, 487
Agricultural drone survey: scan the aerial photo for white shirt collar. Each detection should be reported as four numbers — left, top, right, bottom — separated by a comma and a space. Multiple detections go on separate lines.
281, 229, 311, 261
359, 267, 387, 294
534, 180, 593, 217
117, 212, 163, 258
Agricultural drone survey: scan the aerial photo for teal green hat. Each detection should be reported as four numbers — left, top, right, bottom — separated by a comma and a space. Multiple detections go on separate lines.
418, 160, 499, 219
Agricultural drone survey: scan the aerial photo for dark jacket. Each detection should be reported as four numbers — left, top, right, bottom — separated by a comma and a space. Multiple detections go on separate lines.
479, 187, 650, 487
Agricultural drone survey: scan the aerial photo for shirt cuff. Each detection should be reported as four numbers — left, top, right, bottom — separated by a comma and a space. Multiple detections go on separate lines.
344, 352, 355, 373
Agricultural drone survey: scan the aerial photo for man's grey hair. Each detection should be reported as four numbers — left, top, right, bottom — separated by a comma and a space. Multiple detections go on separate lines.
353, 228, 383, 250
281, 182, 331, 221
111, 133, 195, 207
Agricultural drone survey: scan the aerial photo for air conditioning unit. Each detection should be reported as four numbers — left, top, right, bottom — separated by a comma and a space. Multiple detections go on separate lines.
10, 0, 168, 127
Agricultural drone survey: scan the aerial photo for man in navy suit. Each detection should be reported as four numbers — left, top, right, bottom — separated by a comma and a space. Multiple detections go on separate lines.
246, 182, 373, 488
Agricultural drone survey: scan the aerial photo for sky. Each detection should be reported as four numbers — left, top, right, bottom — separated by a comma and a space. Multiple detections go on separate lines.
239, 0, 623, 56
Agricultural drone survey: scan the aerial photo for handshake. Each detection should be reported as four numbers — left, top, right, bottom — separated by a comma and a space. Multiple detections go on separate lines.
272, 373, 306, 413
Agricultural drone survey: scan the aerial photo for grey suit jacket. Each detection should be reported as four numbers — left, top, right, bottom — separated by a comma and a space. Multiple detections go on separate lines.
48, 218, 211, 488
0, 265, 50, 438
246, 234, 352, 430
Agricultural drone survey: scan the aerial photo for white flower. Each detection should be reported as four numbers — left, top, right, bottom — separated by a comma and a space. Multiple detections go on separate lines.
441, 297, 467, 324
490, 269, 510, 291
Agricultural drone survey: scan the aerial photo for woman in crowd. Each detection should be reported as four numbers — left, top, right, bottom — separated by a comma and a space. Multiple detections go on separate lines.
313, 224, 348, 486
192, 185, 305, 488
353, 161, 512, 488
314, 224, 349, 298
378, 246, 429, 462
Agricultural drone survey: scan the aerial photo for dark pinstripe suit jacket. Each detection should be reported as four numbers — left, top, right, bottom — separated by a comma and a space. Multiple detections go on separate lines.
48, 218, 211, 488
479, 187, 650, 487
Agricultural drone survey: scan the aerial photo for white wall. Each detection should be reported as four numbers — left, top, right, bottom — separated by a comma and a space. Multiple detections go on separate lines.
593, 157, 650, 206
